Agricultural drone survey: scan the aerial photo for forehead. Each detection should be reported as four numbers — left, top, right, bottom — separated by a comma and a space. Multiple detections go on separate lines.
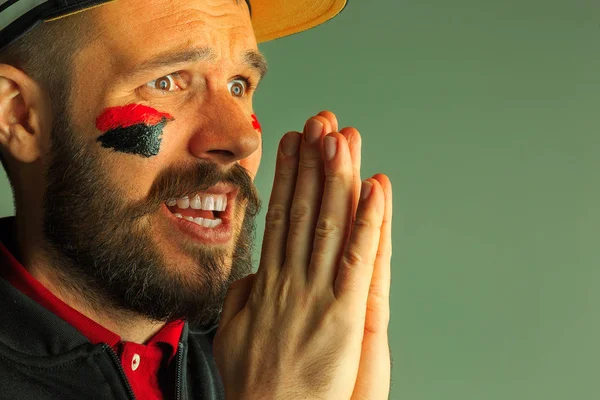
85, 0, 256, 72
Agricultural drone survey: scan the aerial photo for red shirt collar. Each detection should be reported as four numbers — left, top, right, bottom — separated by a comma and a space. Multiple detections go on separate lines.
0, 217, 183, 354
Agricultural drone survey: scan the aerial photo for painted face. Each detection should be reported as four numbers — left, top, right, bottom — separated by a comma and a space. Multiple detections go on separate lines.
50, 0, 263, 322
251, 114, 262, 134
96, 104, 175, 158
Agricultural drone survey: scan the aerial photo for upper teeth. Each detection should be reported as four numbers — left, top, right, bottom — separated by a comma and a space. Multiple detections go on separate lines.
167, 194, 227, 211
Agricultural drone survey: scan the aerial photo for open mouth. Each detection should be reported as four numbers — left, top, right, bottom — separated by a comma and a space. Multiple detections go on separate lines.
163, 184, 238, 235
166, 193, 227, 228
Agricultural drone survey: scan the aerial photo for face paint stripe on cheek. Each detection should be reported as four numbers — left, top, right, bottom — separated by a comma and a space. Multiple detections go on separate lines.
96, 104, 175, 158
96, 104, 174, 131
251, 114, 262, 134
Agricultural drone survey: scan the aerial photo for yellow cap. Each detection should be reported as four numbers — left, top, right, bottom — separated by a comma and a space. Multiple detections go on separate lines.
43, 0, 348, 44
2, 0, 347, 49
251, 0, 348, 43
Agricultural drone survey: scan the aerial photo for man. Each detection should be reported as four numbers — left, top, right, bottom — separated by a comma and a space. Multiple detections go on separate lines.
0, 0, 393, 399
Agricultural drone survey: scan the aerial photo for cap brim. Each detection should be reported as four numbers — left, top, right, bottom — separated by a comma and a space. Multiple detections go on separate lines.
45, 0, 348, 43
251, 0, 348, 43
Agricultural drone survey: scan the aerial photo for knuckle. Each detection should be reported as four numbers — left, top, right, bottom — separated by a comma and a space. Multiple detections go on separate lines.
342, 248, 367, 268
314, 216, 340, 240
276, 165, 297, 182
289, 202, 312, 224
298, 155, 320, 170
265, 204, 287, 229
324, 171, 343, 186
353, 216, 378, 231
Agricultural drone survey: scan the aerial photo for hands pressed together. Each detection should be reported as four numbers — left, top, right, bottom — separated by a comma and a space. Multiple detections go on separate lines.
213, 111, 393, 400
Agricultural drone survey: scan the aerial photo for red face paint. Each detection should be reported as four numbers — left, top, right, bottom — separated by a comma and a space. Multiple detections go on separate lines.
251, 114, 262, 133
96, 104, 175, 158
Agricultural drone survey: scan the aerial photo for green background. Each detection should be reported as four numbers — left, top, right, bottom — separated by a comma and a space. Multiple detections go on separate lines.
2, 0, 599, 398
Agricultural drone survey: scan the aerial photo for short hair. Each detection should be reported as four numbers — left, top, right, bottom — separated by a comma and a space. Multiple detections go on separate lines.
0, 13, 89, 176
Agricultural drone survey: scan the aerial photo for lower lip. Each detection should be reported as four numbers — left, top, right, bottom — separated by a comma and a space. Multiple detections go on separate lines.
162, 204, 234, 245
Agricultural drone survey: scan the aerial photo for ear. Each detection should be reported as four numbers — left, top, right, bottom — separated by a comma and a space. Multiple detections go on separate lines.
0, 64, 50, 164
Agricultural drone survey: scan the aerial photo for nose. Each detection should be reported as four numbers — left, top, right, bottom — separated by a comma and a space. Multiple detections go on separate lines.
187, 97, 260, 165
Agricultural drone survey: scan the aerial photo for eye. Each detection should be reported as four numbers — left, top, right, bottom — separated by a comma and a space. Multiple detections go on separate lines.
228, 79, 248, 97
146, 74, 180, 92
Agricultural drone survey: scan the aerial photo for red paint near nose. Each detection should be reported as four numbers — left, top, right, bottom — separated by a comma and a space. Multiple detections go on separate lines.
96, 104, 174, 131
251, 114, 262, 133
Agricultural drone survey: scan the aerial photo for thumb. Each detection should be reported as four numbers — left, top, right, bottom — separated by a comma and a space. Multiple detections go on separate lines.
218, 273, 256, 332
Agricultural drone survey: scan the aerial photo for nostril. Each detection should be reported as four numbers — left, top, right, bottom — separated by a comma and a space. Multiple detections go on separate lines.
207, 149, 235, 160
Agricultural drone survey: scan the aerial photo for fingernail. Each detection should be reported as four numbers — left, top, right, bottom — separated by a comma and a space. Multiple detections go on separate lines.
281, 132, 301, 156
306, 119, 323, 144
324, 135, 337, 161
360, 180, 373, 201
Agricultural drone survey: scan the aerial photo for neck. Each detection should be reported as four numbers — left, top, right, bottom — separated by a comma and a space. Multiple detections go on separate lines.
14, 213, 164, 344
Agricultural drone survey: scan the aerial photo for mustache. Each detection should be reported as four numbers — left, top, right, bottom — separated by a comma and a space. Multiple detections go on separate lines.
127, 162, 261, 220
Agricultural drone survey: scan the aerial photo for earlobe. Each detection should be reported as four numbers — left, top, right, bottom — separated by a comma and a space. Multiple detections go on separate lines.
6, 124, 40, 163
0, 67, 46, 164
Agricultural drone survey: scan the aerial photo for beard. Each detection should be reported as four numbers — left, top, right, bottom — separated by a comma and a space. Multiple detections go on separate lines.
41, 107, 261, 329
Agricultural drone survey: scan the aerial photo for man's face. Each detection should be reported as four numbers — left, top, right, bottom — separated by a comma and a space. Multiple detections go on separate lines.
41, 0, 264, 326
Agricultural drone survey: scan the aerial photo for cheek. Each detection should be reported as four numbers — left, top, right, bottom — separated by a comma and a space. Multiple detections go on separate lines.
95, 105, 175, 158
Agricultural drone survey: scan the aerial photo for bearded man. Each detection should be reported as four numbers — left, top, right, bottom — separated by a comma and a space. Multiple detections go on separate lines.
0, 0, 393, 399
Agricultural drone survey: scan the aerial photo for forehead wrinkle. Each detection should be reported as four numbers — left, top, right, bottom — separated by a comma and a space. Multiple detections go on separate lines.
94, 0, 250, 46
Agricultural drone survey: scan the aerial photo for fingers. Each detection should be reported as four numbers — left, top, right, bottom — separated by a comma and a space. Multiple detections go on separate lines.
256, 132, 301, 285
335, 178, 385, 305
316, 110, 339, 132
283, 116, 333, 279
364, 174, 393, 333
258, 110, 367, 300
339, 127, 362, 223
307, 132, 355, 288
316, 112, 361, 213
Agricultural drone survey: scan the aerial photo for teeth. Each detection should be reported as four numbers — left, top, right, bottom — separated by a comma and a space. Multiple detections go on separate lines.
201, 194, 227, 211
195, 217, 223, 228
174, 213, 222, 229
190, 194, 203, 210
216, 196, 224, 212
170, 193, 228, 212
202, 196, 215, 211
176, 196, 189, 209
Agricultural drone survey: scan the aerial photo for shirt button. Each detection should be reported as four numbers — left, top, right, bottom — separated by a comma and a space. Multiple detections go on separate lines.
131, 354, 141, 371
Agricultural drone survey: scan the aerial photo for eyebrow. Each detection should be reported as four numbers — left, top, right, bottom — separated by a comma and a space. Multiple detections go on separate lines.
127, 47, 268, 81
243, 50, 268, 80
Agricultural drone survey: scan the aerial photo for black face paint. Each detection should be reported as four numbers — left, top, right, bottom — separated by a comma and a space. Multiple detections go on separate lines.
96, 104, 175, 158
